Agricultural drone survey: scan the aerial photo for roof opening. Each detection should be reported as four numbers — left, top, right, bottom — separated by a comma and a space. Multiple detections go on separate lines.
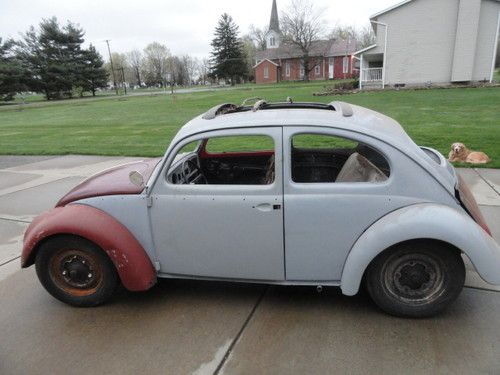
201, 99, 350, 120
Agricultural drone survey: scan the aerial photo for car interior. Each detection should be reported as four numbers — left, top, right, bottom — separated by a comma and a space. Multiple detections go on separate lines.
167, 135, 390, 185
292, 142, 390, 183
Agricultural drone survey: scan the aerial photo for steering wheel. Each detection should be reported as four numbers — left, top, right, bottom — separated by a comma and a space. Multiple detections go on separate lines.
182, 159, 207, 184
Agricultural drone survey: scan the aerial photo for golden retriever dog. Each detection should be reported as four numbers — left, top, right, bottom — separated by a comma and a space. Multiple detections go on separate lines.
448, 142, 491, 164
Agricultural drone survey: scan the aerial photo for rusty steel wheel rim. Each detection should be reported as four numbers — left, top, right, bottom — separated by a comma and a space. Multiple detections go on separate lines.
49, 249, 104, 297
383, 252, 445, 305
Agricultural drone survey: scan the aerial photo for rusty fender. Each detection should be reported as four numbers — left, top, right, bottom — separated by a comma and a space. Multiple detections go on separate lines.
22, 204, 157, 292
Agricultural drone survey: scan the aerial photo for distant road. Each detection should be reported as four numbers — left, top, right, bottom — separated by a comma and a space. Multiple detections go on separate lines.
0, 85, 238, 112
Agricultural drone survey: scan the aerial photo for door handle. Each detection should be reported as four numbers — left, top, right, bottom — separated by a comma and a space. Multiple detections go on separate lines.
254, 203, 272, 212
254, 203, 281, 212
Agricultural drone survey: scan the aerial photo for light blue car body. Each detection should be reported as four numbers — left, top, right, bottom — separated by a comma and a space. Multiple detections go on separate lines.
74, 101, 500, 295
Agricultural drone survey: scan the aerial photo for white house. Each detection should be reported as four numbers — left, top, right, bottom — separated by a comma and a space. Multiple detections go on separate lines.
356, 0, 500, 89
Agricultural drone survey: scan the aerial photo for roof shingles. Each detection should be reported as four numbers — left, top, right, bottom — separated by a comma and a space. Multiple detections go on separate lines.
255, 39, 358, 61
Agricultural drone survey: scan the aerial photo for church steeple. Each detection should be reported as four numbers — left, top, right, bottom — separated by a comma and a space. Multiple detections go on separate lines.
266, 0, 281, 49
269, 0, 280, 33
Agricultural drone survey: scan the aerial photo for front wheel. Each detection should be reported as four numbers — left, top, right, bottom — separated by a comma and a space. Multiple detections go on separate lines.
35, 235, 118, 307
366, 241, 465, 318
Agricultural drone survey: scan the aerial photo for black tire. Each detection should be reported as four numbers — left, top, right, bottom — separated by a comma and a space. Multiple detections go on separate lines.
366, 241, 465, 318
35, 235, 118, 307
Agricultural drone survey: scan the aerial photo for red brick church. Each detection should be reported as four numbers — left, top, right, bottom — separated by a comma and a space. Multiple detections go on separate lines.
254, 0, 359, 84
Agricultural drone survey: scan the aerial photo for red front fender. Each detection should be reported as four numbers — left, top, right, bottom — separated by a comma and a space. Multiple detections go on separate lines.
22, 204, 157, 292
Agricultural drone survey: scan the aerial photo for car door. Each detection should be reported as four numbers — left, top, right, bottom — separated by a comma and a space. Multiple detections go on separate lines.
149, 127, 285, 281
283, 126, 417, 282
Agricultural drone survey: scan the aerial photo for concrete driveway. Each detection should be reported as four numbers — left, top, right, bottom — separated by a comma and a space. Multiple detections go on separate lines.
1, 156, 499, 375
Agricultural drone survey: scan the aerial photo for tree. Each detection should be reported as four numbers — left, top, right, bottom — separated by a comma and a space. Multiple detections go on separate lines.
209, 13, 247, 85
329, 24, 357, 41
281, 0, 325, 82
166, 55, 195, 89
329, 24, 375, 49
105, 52, 133, 90
80, 44, 108, 97
241, 34, 257, 81
64, 21, 86, 93
180, 55, 199, 86
199, 58, 211, 85
127, 49, 143, 87
0, 38, 28, 101
357, 25, 376, 49
143, 42, 170, 87
171, 55, 186, 86
17, 17, 86, 99
248, 25, 268, 51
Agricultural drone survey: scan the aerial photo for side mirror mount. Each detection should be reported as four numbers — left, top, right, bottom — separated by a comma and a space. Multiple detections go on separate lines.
129, 170, 144, 188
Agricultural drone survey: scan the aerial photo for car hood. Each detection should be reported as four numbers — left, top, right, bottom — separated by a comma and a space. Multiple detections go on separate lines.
56, 158, 162, 207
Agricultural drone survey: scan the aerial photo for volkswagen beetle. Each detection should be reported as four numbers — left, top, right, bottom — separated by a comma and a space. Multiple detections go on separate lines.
22, 100, 500, 317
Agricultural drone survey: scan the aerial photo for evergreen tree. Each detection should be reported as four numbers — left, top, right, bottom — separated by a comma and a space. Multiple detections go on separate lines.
17, 17, 86, 99
80, 44, 108, 97
63, 22, 86, 95
0, 38, 28, 101
209, 13, 246, 85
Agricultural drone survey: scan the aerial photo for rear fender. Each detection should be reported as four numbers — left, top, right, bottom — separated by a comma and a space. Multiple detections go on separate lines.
22, 204, 156, 292
341, 203, 500, 296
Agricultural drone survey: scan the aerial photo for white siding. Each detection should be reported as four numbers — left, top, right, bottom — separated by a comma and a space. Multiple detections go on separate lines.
366, 0, 500, 86
376, 0, 460, 85
472, 0, 500, 81
451, 0, 482, 81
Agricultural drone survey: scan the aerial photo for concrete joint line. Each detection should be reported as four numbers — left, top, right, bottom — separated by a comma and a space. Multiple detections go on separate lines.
464, 285, 500, 294
474, 169, 500, 197
0, 216, 32, 224
213, 287, 269, 375
0, 255, 20, 268
0, 175, 74, 197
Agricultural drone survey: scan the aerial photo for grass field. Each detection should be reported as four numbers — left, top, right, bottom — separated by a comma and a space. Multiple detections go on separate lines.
494, 69, 500, 82
0, 82, 499, 167
1, 87, 165, 105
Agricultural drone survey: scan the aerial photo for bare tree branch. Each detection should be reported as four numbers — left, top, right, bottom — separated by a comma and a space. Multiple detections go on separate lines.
126, 49, 143, 86
329, 23, 375, 49
248, 25, 268, 51
280, 0, 325, 81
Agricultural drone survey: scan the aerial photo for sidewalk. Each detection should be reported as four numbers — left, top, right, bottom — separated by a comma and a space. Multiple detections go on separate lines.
0, 155, 499, 374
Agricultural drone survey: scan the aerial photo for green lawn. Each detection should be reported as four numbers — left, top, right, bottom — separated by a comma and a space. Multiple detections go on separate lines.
0, 83, 498, 167
494, 68, 500, 83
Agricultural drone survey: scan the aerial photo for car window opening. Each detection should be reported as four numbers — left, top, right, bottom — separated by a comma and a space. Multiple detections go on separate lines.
168, 135, 275, 185
291, 134, 390, 183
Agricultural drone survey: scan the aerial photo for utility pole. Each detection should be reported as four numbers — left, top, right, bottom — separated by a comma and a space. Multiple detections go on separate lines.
105, 39, 119, 95
119, 66, 127, 95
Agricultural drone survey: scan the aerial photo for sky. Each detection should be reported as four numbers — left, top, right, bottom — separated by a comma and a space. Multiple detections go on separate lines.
0, 0, 399, 59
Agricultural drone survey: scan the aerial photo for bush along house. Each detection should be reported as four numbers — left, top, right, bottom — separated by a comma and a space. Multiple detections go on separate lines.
254, 0, 359, 84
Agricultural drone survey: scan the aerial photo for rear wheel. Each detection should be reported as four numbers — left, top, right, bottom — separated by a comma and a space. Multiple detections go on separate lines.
35, 235, 118, 307
366, 241, 465, 318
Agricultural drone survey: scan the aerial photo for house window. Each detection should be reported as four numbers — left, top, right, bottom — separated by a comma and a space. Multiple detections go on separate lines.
300, 65, 305, 78
343, 57, 349, 74
264, 66, 269, 79
285, 62, 291, 77
270, 36, 275, 47
291, 133, 390, 183
315, 65, 321, 76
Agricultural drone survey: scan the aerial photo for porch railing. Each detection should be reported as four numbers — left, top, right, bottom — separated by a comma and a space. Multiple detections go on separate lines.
361, 68, 383, 82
